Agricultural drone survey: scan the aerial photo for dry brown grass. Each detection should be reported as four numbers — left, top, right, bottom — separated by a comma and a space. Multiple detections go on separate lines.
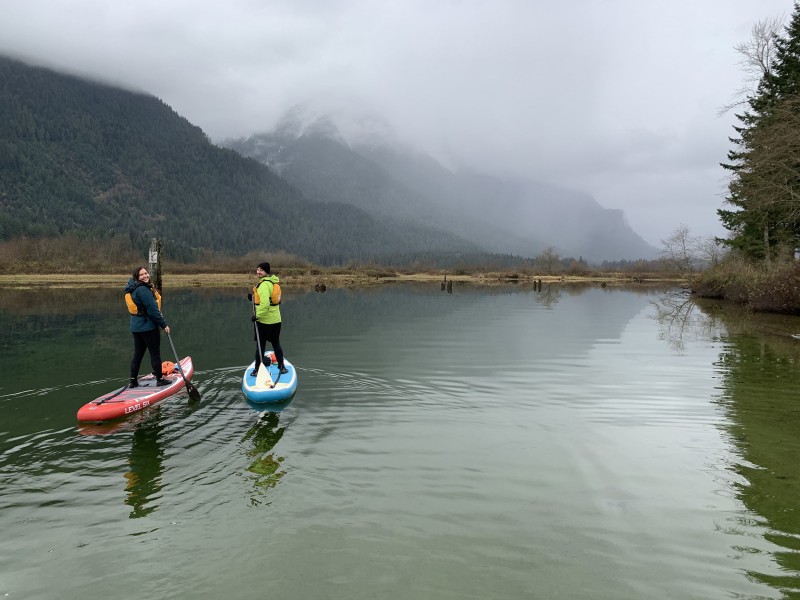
0, 270, 683, 290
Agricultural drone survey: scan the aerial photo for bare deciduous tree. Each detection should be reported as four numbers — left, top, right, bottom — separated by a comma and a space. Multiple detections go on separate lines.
661, 225, 701, 279
696, 235, 725, 267
536, 247, 560, 274
719, 16, 784, 116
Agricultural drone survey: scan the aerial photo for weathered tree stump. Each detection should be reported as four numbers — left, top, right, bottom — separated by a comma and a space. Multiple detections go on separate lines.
148, 238, 162, 290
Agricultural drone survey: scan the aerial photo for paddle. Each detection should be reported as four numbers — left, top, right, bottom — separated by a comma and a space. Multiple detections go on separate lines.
165, 330, 201, 402
269, 361, 288, 390
252, 296, 273, 388
95, 383, 130, 404
269, 370, 282, 390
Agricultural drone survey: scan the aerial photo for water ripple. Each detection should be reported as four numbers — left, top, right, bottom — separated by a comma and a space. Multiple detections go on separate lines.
2, 288, 799, 600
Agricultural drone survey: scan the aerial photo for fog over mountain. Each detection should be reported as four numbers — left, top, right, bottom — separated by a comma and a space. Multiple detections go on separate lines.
226, 106, 659, 262
0, 1, 787, 250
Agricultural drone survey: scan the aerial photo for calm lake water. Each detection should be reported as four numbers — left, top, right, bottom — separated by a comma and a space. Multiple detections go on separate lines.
2, 281, 800, 600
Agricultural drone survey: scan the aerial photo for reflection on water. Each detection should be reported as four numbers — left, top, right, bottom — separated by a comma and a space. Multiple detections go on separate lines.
535, 281, 562, 307
124, 414, 166, 519
652, 289, 723, 353
656, 291, 800, 596
713, 332, 800, 594
242, 409, 288, 505
3, 283, 800, 599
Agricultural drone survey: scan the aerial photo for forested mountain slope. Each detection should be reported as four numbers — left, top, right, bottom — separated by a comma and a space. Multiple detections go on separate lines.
0, 56, 478, 264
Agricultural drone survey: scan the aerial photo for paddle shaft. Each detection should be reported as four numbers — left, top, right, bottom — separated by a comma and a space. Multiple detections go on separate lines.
165, 330, 201, 402
95, 383, 129, 404
253, 297, 275, 388
270, 370, 281, 389
252, 297, 264, 363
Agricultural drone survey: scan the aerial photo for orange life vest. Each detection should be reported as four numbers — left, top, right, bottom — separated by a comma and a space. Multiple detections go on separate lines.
125, 287, 162, 315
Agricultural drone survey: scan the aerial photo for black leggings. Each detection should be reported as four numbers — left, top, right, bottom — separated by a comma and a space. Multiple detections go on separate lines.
131, 328, 163, 379
254, 321, 284, 368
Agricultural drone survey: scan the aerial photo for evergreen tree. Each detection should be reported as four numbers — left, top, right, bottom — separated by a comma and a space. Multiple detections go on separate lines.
774, 2, 800, 97
719, 18, 781, 261
720, 4, 800, 262
770, 3, 800, 253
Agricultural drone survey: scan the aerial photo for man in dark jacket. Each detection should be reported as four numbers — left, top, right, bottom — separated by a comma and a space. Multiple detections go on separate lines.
125, 266, 171, 387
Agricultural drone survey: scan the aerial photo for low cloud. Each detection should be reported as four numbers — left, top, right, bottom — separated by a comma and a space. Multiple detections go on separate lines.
0, 0, 789, 245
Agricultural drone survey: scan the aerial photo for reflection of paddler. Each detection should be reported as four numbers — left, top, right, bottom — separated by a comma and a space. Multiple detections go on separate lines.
124, 417, 165, 518
76, 408, 153, 436
243, 412, 287, 495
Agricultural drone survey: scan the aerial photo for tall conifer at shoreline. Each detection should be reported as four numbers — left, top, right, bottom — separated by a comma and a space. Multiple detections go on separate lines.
720, 1, 800, 263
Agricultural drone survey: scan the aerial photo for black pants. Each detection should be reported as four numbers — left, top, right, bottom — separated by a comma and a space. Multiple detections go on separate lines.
131, 328, 162, 379
254, 321, 284, 369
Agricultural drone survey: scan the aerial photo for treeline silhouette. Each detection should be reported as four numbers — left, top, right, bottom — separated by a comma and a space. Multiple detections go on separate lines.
0, 233, 669, 276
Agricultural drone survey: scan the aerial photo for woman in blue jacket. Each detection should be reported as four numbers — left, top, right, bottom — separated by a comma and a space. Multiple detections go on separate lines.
125, 267, 171, 387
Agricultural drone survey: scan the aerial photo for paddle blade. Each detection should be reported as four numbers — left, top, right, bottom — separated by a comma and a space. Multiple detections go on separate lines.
186, 381, 201, 403
255, 367, 273, 389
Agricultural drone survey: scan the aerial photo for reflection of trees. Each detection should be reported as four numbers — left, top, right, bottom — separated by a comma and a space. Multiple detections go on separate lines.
652, 290, 721, 353
242, 411, 287, 506
0, 287, 120, 316
564, 283, 594, 296
123, 416, 165, 519
534, 283, 563, 308
713, 331, 800, 594
656, 292, 800, 592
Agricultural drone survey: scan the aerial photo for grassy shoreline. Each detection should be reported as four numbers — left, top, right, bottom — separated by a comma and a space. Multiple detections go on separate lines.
0, 271, 682, 289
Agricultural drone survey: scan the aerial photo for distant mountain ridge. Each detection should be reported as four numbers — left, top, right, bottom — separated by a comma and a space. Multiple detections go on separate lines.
228, 117, 541, 258
0, 55, 657, 265
0, 56, 482, 264
227, 109, 659, 262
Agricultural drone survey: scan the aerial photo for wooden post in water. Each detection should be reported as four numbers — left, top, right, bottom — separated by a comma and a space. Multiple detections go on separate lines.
148, 238, 163, 291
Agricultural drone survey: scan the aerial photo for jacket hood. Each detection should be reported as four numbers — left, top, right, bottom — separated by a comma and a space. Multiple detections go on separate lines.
260, 274, 279, 283
125, 278, 153, 293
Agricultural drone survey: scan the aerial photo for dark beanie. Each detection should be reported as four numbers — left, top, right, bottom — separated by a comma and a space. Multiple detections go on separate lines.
258, 262, 271, 274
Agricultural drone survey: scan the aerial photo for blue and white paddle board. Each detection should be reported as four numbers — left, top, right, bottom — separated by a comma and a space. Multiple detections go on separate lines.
242, 353, 297, 403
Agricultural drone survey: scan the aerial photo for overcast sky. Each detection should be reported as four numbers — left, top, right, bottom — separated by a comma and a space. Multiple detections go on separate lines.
0, 0, 793, 246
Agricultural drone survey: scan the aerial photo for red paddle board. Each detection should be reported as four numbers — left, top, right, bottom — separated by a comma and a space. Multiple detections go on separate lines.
76, 357, 194, 422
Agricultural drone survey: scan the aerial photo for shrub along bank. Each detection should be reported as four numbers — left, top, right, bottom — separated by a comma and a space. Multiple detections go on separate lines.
693, 259, 800, 315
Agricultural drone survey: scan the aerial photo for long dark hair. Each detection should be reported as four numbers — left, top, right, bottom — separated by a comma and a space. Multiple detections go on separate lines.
132, 266, 151, 286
